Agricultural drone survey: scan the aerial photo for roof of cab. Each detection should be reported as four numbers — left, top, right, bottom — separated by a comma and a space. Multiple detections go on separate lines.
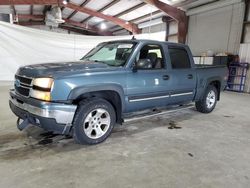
105, 39, 188, 48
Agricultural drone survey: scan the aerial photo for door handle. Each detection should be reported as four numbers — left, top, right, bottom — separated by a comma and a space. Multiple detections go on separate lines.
187, 74, 193, 79
162, 75, 170, 80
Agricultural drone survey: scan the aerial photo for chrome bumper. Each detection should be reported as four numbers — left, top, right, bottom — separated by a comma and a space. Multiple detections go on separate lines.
9, 95, 77, 125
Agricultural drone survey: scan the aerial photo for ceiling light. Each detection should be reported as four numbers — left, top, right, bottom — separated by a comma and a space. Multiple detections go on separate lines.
100, 23, 107, 30
62, 0, 69, 5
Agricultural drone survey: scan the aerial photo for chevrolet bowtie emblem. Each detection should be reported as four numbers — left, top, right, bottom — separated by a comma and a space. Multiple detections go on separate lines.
15, 79, 21, 87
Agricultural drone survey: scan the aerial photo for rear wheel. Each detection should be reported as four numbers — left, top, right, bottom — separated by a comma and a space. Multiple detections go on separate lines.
195, 85, 218, 113
73, 98, 116, 145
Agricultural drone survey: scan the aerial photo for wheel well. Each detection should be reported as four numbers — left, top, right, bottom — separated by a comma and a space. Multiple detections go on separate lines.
209, 80, 221, 100
73, 90, 123, 124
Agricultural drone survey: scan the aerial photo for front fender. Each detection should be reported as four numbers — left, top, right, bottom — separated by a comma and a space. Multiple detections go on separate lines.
67, 83, 126, 111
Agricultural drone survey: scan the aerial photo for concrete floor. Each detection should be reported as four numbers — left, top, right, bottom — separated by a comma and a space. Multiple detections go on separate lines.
0, 84, 249, 188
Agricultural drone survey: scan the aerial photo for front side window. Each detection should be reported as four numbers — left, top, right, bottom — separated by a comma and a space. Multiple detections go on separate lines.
81, 42, 136, 67
135, 44, 164, 69
168, 47, 191, 69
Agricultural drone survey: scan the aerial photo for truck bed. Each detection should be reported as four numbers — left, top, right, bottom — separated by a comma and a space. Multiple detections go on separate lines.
194, 64, 227, 101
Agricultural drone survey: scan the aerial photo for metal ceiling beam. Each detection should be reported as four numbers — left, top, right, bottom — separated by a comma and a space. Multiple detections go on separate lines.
59, 25, 97, 35
80, 0, 120, 23
16, 14, 112, 35
95, 2, 146, 32
67, 0, 91, 19
143, 0, 185, 22
64, 18, 113, 35
114, 2, 146, 18
111, 15, 173, 34
17, 14, 93, 29
17, 21, 44, 26
97, 2, 146, 27
17, 21, 98, 35
17, 14, 44, 19
130, 10, 162, 23
109, 10, 162, 32
65, 2, 140, 34
143, 0, 188, 43
0, 0, 59, 5
0, 0, 141, 34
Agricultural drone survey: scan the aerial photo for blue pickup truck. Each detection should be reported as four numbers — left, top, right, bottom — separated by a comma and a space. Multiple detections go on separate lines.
9, 39, 227, 144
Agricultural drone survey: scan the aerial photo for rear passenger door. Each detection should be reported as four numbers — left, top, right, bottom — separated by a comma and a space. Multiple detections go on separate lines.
167, 45, 196, 104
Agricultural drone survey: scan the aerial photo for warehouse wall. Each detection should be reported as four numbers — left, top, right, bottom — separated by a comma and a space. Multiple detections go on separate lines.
187, 1, 245, 56
239, 44, 250, 93
141, 21, 178, 43
112, 30, 130, 35
242, 1, 250, 42
114, 18, 179, 42
240, 2, 250, 93
142, 22, 166, 33
115, 22, 167, 36
167, 21, 178, 43
141, 22, 167, 41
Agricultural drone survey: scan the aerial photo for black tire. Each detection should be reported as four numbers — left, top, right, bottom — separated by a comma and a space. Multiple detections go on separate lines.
195, 85, 218, 113
73, 98, 116, 145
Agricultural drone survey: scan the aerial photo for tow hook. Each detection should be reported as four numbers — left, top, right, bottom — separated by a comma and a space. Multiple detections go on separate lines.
17, 118, 30, 131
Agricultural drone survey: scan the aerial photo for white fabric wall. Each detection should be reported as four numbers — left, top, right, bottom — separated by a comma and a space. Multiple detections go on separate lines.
0, 21, 165, 81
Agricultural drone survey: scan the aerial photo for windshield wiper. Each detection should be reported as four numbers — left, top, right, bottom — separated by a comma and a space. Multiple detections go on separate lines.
94, 60, 117, 67
80, 57, 89, 61
93, 60, 105, 63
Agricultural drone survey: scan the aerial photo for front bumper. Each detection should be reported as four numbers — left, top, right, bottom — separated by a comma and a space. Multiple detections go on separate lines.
9, 90, 77, 134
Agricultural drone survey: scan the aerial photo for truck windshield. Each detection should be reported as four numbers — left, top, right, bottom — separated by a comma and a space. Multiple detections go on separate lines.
81, 42, 136, 67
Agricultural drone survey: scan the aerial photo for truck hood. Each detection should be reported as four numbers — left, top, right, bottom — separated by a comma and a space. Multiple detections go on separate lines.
17, 61, 119, 78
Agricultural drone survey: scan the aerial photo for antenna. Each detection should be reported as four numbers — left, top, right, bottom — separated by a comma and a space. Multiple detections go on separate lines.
149, 5, 153, 34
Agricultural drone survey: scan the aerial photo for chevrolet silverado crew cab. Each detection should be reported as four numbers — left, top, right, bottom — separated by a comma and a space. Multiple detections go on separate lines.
9, 39, 227, 144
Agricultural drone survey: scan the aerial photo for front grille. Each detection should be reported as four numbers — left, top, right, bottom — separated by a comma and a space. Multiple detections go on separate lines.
15, 75, 32, 85
15, 75, 33, 97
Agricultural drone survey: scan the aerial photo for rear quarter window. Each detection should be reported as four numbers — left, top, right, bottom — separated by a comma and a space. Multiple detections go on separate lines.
168, 47, 191, 69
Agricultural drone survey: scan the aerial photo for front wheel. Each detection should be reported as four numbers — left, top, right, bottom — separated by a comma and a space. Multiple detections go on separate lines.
195, 85, 218, 113
73, 98, 116, 145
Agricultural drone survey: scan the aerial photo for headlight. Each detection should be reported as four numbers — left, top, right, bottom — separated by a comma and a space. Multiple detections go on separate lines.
30, 90, 51, 101
30, 78, 54, 101
33, 78, 54, 89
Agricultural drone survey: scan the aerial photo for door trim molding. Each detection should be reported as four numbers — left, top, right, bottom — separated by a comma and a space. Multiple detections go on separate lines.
129, 95, 170, 102
171, 92, 193, 97
128, 91, 193, 102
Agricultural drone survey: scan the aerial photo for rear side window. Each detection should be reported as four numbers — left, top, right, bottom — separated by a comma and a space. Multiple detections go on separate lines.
169, 47, 191, 69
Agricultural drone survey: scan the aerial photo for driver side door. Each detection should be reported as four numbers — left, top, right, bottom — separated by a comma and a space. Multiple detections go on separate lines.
125, 43, 172, 112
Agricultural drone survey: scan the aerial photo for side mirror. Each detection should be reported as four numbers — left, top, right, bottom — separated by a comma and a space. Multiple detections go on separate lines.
136, 59, 152, 69
132, 62, 137, 72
